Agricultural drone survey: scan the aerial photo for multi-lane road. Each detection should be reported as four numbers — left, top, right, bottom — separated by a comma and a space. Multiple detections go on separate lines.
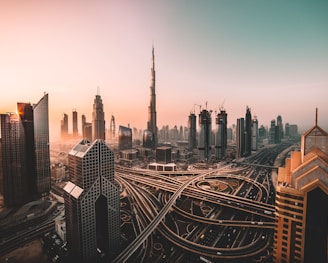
113, 142, 293, 262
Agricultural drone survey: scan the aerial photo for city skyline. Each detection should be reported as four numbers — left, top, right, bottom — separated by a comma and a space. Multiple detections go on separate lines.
0, 1, 327, 140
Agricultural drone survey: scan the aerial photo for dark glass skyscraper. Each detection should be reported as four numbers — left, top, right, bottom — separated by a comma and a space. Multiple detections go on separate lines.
64, 139, 120, 262
236, 118, 245, 158
188, 113, 197, 150
118, 125, 132, 150
244, 106, 252, 156
145, 47, 158, 149
0, 93, 50, 206
92, 94, 105, 141
33, 94, 51, 195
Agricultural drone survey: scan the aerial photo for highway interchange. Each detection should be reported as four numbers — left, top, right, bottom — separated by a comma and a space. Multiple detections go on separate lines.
113, 142, 293, 263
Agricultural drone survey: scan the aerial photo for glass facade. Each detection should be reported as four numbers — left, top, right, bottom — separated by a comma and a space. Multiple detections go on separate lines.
118, 125, 132, 150
33, 93, 51, 195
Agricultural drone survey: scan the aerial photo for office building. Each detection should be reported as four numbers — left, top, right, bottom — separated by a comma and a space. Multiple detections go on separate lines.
273, 109, 328, 263
109, 115, 116, 139
72, 110, 78, 138
145, 47, 158, 149
276, 115, 283, 143
92, 94, 105, 141
215, 109, 227, 160
244, 106, 252, 156
82, 114, 92, 140
188, 113, 197, 150
0, 93, 50, 206
61, 113, 69, 139
156, 146, 172, 164
251, 116, 258, 151
198, 109, 212, 162
64, 139, 120, 262
118, 125, 132, 150
33, 94, 51, 195
269, 120, 276, 144
236, 118, 245, 158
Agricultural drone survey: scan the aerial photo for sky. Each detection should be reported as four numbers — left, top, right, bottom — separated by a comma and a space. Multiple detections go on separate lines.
0, 0, 327, 140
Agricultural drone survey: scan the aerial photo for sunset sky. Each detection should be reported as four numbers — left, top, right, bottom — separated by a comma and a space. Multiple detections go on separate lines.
0, 0, 327, 140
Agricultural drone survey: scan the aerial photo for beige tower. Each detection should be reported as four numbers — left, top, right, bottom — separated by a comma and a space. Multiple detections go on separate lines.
273, 109, 328, 263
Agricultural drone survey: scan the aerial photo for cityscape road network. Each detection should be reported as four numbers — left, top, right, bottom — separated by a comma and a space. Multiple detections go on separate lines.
113, 142, 292, 263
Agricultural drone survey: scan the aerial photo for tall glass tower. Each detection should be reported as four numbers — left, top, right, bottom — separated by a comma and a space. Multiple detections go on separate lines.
215, 109, 227, 160
33, 93, 51, 196
198, 109, 212, 162
92, 94, 105, 141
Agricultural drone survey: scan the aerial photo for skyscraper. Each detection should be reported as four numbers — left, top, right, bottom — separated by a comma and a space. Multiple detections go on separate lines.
145, 46, 158, 149
92, 94, 105, 141
72, 110, 78, 138
64, 139, 120, 262
244, 106, 252, 156
236, 118, 245, 158
0, 93, 50, 206
273, 109, 328, 263
0, 113, 29, 207
251, 116, 258, 151
215, 109, 227, 160
188, 113, 197, 150
61, 113, 68, 139
198, 109, 212, 162
118, 125, 132, 150
276, 115, 283, 143
33, 94, 51, 195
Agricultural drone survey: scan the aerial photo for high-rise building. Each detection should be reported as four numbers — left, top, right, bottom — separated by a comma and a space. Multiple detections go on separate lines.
92, 94, 105, 141
198, 109, 212, 162
118, 125, 132, 150
188, 113, 197, 150
109, 115, 116, 139
251, 116, 258, 151
61, 113, 69, 139
33, 94, 51, 195
215, 109, 227, 160
82, 114, 92, 140
285, 123, 290, 138
244, 106, 252, 156
0, 93, 50, 206
236, 118, 245, 158
72, 110, 78, 138
273, 109, 328, 263
64, 139, 120, 262
269, 119, 276, 144
145, 47, 158, 149
0, 113, 29, 207
276, 115, 283, 143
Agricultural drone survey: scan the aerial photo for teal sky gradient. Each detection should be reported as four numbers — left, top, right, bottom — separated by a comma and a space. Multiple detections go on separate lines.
0, 0, 327, 140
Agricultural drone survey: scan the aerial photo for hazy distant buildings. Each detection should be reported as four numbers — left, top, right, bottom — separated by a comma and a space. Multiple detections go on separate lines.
72, 110, 78, 138
92, 94, 105, 141
215, 109, 227, 160
144, 47, 158, 149
61, 113, 69, 139
198, 109, 212, 162
118, 125, 132, 150
274, 109, 328, 263
64, 139, 120, 262
269, 120, 276, 144
0, 93, 50, 207
81, 114, 92, 140
109, 115, 116, 140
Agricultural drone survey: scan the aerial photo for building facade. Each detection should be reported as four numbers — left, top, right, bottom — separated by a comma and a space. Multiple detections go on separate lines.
61, 113, 69, 139
273, 110, 328, 263
118, 125, 132, 150
72, 110, 78, 138
64, 139, 120, 262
